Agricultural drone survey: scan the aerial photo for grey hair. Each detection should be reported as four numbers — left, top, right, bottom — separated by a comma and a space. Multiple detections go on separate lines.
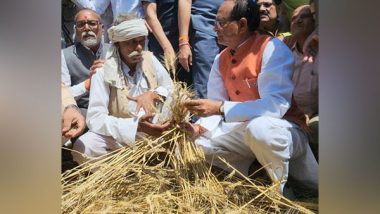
112, 12, 141, 26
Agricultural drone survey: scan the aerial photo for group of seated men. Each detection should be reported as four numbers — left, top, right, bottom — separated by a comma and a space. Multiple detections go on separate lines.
61, 0, 319, 196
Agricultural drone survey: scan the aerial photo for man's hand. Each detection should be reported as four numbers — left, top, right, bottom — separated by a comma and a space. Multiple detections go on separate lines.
302, 32, 319, 63
127, 91, 162, 115
178, 44, 192, 72
163, 46, 176, 71
163, 45, 176, 60
61, 105, 86, 139
178, 122, 200, 137
137, 114, 172, 137
85, 59, 105, 90
283, 35, 297, 49
90, 59, 105, 77
183, 99, 223, 117
164, 46, 176, 74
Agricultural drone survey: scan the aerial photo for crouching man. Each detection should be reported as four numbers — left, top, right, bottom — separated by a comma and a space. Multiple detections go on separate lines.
73, 13, 173, 164
183, 0, 318, 195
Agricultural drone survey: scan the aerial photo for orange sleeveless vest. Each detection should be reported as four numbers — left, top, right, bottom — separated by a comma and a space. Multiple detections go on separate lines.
219, 32, 307, 129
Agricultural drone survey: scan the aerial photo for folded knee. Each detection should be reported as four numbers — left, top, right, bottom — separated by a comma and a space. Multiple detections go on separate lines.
246, 117, 274, 143
245, 117, 290, 151
73, 134, 97, 157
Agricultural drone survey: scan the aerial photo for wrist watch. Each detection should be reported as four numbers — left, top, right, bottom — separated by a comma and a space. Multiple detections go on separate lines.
219, 101, 225, 120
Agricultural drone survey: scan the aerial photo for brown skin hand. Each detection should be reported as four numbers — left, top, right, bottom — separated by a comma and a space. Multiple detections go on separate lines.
127, 91, 162, 115
137, 114, 172, 137
183, 99, 223, 117
61, 106, 86, 139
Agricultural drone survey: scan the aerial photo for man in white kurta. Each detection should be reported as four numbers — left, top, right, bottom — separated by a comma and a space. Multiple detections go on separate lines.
184, 0, 318, 194
72, 13, 173, 164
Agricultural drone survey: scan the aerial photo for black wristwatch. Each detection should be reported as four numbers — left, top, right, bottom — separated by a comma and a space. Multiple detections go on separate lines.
219, 101, 225, 121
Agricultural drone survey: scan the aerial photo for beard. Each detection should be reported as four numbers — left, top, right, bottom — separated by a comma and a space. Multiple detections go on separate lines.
80, 31, 101, 48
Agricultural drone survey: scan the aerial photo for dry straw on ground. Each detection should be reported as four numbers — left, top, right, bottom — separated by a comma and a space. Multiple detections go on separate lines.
62, 55, 317, 213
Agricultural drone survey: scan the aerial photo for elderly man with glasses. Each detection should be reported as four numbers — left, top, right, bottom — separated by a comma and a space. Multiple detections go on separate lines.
61, 9, 111, 118
72, 13, 173, 165
182, 0, 318, 196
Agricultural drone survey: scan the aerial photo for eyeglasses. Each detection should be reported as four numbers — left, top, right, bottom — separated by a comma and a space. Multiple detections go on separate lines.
257, 2, 274, 8
75, 20, 99, 29
215, 19, 233, 28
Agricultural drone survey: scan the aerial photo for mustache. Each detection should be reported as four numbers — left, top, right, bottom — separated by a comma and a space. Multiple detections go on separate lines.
128, 51, 141, 58
81, 31, 97, 38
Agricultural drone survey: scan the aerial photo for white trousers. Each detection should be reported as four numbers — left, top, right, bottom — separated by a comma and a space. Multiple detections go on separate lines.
195, 116, 318, 193
72, 131, 124, 165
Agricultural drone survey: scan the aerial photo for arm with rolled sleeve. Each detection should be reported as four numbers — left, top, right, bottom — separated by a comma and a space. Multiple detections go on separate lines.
86, 69, 139, 145
61, 50, 88, 100
223, 38, 295, 122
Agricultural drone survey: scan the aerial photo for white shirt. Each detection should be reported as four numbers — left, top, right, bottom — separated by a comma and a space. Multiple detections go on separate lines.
197, 38, 295, 138
61, 51, 87, 99
86, 55, 173, 144
73, 0, 144, 17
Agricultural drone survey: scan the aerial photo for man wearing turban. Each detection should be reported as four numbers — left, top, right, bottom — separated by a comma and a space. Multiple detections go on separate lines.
72, 13, 173, 164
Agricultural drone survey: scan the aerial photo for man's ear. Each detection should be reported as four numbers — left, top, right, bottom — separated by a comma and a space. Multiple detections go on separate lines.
238, 17, 249, 33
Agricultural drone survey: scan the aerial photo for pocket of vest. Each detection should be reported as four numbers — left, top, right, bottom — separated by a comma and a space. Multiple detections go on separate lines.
244, 77, 258, 89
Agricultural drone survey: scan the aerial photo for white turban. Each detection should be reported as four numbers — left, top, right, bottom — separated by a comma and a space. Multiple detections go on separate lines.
103, 19, 148, 89
108, 19, 148, 42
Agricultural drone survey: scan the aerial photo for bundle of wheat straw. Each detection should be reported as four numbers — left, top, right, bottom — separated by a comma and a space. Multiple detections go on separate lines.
62, 55, 317, 213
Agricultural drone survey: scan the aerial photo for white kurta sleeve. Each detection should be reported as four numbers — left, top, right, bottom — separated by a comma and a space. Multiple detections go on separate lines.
195, 54, 228, 136
224, 38, 295, 122
61, 50, 88, 100
207, 54, 229, 101
86, 69, 139, 144
61, 51, 71, 86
